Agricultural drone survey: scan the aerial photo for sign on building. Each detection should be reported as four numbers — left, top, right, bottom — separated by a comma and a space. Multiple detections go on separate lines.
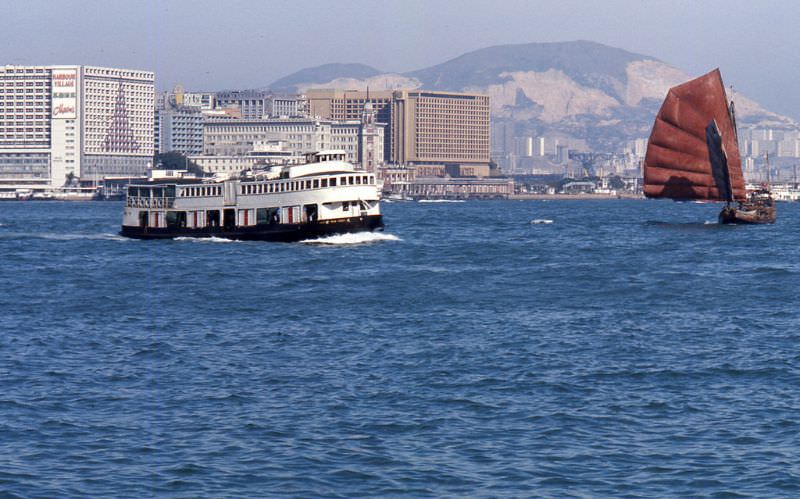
51, 69, 77, 119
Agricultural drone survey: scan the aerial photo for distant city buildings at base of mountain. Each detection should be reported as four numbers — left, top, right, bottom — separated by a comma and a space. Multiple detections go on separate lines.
491, 120, 800, 184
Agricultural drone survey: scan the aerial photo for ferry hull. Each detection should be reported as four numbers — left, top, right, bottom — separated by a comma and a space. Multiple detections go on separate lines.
120, 214, 384, 242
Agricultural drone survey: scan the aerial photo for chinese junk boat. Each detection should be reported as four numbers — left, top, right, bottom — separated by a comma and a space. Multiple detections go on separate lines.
120, 150, 383, 241
643, 68, 776, 224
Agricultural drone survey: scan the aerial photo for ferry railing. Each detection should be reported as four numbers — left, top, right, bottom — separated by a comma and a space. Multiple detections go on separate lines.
126, 196, 176, 209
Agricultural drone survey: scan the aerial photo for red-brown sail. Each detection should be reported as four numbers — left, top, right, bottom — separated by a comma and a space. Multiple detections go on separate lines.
643, 69, 746, 201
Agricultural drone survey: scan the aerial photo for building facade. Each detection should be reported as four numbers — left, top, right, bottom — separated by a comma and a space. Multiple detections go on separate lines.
157, 106, 204, 155
391, 90, 490, 167
0, 65, 154, 191
306, 89, 393, 160
215, 89, 271, 120
203, 117, 384, 169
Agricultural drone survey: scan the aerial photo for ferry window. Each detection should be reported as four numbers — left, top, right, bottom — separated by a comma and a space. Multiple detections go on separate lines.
153, 187, 164, 198
356, 176, 362, 184
370, 176, 374, 183
329, 178, 336, 187
165, 186, 176, 198
166, 211, 186, 228
256, 208, 269, 225
129, 186, 139, 197
207, 210, 220, 228
321, 179, 328, 187
343, 201, 350, 211
306, 180, 311, 189
304, 204, 318, 222
349, 176, 354, 185
313, 179, 319, 188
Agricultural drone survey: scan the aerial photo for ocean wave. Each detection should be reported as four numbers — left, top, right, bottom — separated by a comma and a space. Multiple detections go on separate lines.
418, 199, 465, 203
0, 232, 129, 241
301, 232, 401, 246
173, 236, 238, 243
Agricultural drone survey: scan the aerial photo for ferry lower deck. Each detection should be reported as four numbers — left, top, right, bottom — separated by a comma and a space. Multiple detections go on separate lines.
120, 213, 383, 241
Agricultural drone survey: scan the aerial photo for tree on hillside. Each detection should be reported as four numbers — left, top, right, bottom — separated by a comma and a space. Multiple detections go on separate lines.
608, 176, 626, 190
154, 151, 206, 177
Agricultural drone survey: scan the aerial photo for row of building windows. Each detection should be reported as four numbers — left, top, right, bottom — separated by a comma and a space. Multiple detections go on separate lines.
84, 68, 153, 80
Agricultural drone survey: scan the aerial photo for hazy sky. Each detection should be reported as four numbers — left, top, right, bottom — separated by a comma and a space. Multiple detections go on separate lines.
4, 0, 799, 120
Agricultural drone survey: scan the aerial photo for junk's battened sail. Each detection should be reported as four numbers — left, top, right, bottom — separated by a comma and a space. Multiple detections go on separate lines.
643, 69, 746, 201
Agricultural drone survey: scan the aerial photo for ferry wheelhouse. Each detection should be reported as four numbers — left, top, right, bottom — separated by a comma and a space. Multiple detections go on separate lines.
120, 150, 383, 241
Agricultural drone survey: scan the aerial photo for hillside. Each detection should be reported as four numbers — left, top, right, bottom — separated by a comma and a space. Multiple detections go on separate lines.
270, 41, 796, 151
271, 63, 383, 92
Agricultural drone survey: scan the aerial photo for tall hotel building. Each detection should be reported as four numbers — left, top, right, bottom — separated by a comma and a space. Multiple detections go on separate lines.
0, 65, 154, 191
391, 90, 490, 167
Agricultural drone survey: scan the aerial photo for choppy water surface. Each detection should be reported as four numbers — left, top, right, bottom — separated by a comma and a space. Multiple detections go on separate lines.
1, 200, 798, 497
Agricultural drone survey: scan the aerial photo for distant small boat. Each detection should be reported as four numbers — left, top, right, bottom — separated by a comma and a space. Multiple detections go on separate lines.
643, 68, 775, 224
384, 193, 412, 202
530, 219, 553, 225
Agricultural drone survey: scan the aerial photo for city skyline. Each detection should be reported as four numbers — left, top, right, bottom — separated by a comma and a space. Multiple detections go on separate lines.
2, 0, 799, 121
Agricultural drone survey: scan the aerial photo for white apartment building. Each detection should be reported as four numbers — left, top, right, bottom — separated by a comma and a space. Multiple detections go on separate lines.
0, 65, 154, 191
203, 117, 384, 169
157, 106, 204, 155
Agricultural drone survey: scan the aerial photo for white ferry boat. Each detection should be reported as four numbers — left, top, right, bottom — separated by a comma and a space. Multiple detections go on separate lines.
120, 150, 383, 241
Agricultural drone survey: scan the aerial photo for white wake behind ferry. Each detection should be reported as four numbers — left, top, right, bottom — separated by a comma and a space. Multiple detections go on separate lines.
120, 150, 383, 241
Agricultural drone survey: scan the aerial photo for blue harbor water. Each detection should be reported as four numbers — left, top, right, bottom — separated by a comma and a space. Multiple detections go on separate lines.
1, 199, 799, 497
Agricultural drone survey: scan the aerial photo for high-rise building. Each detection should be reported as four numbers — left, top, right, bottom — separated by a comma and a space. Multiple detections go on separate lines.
390, 90, 490, 167
157, 106, 204, 155
0, 65, 154, 191
306, 89, 393, 159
